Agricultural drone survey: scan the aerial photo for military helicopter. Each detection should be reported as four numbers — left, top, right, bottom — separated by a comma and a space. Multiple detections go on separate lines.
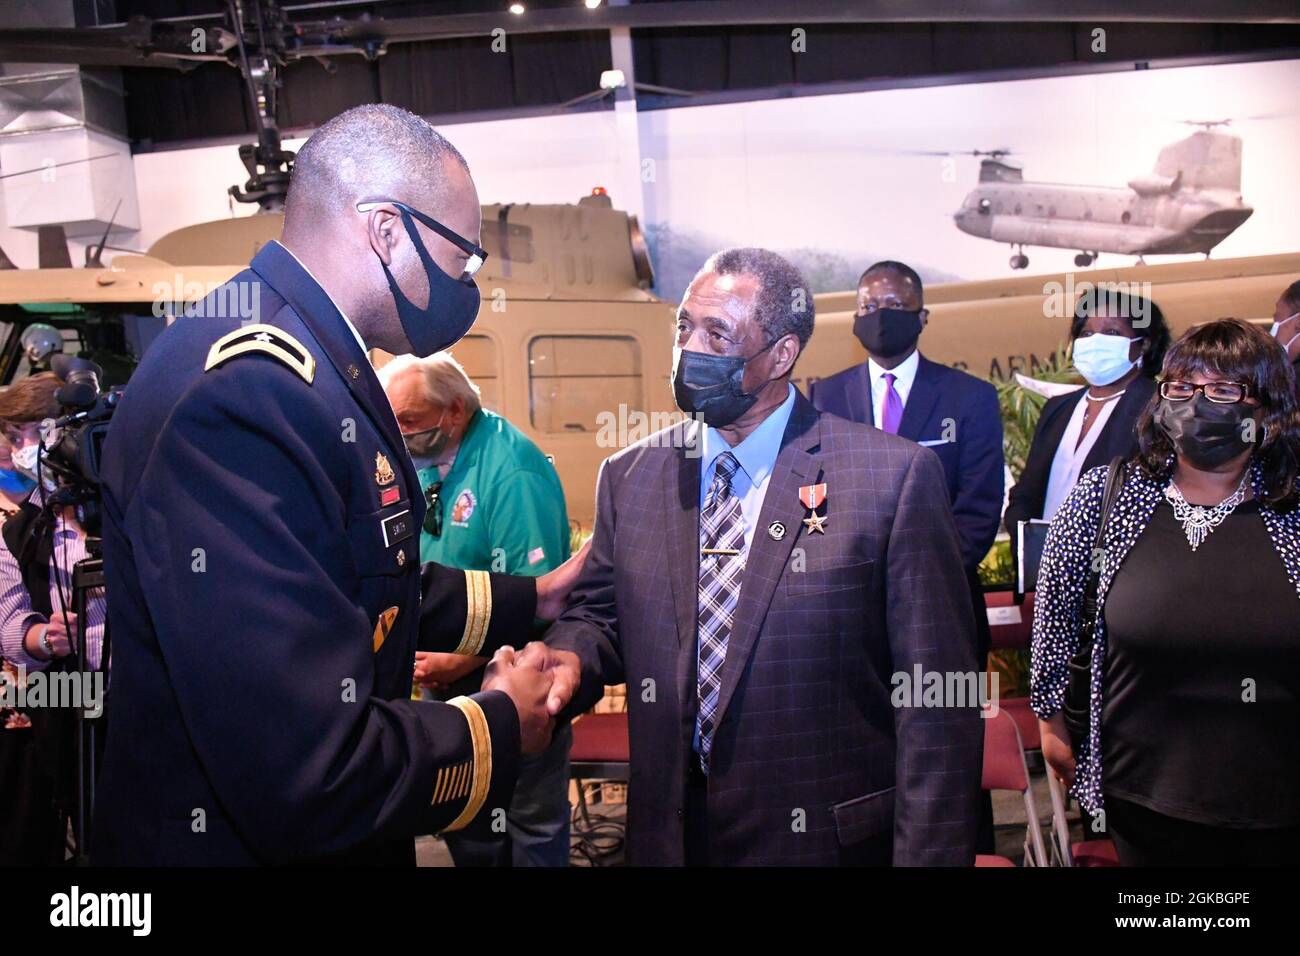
948, 123, 1256, 270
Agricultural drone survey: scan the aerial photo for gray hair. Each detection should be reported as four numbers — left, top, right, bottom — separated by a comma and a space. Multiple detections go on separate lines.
378, 351, 482, 415
695, 247, 815, 349
285, 103, 469, 222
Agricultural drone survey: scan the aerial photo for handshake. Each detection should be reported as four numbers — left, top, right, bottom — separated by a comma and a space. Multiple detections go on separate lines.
480, 642, 582, 754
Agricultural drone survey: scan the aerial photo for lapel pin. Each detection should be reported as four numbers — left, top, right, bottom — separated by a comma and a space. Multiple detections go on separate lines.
768, 520, 786, 541
375, 452, 396, 486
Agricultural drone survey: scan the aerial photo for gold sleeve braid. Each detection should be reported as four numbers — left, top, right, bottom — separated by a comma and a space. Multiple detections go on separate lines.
441, 696, 493, 831
452, 569, 492, 656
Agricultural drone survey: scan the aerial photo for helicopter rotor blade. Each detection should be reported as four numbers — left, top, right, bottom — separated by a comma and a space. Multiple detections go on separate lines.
0, 154, 117, 181
862, 147, 1019, 159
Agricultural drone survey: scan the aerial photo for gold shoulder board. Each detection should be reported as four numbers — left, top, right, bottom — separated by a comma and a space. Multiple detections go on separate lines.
204, 323, 316, 385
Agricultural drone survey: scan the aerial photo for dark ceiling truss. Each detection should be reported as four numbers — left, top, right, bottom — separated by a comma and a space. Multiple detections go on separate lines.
1, 2, 1298, 71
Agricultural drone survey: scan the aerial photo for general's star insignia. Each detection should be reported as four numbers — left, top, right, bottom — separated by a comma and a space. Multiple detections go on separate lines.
254, 332, 273, 343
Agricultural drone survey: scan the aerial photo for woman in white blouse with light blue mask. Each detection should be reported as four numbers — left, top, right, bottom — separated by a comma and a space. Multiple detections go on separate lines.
1003, 291, 1172, 534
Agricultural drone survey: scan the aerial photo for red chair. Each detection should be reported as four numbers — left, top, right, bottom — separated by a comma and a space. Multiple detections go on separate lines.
569, 712, 630, 829
1072, 839, 1120, 866
999, 696, 1041, 751
1042, 763, 1122, 867
985, 590, 1036, 651
980, 707, 1049, 867
986, 590, 1072, 864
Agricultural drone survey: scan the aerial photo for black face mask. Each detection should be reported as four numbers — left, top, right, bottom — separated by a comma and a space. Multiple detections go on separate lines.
853, 307, 923, 358
382, 209, 480, 357
672, 340, 776, 429
1155, 394, 1257, 469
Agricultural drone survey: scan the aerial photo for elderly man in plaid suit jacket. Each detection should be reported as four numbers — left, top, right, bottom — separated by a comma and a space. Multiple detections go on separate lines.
536, 248, 983, 866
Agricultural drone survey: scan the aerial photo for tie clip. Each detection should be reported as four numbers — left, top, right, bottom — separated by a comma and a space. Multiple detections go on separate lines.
701, 548, 741, 556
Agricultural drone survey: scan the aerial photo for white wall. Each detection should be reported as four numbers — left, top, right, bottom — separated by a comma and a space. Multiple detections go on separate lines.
2, 56, 1296, 281
638, 57, 1300, 288
0, 108, 628, 269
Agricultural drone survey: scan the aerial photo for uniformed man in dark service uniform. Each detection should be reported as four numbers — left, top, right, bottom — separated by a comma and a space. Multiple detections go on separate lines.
93, 104, 564, 865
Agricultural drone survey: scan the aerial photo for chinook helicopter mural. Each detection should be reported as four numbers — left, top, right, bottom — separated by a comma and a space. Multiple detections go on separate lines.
948, 122, 1257, 270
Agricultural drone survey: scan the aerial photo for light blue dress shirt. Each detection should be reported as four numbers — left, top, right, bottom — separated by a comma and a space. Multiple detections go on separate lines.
692, 384, 797, 755
698, 383, 797, 559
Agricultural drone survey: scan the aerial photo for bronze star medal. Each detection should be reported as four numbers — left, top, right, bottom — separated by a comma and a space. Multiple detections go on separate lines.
799, 482, 828, 534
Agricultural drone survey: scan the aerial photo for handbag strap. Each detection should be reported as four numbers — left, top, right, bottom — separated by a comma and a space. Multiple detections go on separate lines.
1081, 456, 1126, 626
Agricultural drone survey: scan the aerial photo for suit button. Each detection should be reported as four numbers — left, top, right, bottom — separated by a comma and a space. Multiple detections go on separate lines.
676, 808, 684, 820
396, 550, 406, 567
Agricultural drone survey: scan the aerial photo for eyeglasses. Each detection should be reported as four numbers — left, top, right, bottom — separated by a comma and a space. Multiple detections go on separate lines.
356, 200, 488, 279
1159, 380, 1251, 404
423, 480, 443, 537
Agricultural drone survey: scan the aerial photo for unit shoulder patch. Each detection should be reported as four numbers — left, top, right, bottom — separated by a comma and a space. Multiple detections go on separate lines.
204, 323, 316, 385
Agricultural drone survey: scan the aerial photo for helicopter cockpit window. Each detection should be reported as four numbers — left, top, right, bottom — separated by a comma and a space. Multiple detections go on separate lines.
480, 222, 536, 265
446, 334, 501, 413
978, 198, 991, 215
528, 335, 643, 433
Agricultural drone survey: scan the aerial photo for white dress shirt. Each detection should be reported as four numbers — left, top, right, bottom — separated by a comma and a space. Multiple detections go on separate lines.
1042, 388, 1121, 521
867, 349, 920, 430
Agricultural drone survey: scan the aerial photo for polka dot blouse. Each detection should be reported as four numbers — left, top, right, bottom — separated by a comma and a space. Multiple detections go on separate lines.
1029, 458, 1300, 816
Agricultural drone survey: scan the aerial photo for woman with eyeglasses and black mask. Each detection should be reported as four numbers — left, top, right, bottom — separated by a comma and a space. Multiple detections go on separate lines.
1004, 292, 1171, 534
1031, 318, 1300, 865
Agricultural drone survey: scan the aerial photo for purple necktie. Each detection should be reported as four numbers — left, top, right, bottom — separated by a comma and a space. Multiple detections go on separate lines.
881, 372, 904, 434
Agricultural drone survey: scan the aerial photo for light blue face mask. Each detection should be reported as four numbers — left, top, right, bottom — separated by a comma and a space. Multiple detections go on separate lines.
0, 467, 35, 495
1072, 333, 1140, 387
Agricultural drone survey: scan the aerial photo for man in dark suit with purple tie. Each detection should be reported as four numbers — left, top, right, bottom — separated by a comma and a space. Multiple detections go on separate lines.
809, 261, 1004, 664
532, 248, 983, 866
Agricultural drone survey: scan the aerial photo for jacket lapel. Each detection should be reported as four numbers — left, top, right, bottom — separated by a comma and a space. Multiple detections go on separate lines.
1084, 375, 1155, 472
710, 393, 822, 734
664, 420, 703, 649
897, 354, 941, 441
846, 361, 873, 426
1044, 388, 1084, 457
664, 422, 703, 720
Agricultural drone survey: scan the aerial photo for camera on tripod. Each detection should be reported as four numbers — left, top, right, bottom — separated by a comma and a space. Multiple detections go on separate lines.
36, 355, 121, 537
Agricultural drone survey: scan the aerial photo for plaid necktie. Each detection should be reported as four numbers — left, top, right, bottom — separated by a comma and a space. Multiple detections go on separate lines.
881, 371, 904, 434
696, 450, 745, 773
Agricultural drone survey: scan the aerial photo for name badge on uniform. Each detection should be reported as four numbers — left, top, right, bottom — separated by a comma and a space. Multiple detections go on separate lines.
382, 510, 414, 548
